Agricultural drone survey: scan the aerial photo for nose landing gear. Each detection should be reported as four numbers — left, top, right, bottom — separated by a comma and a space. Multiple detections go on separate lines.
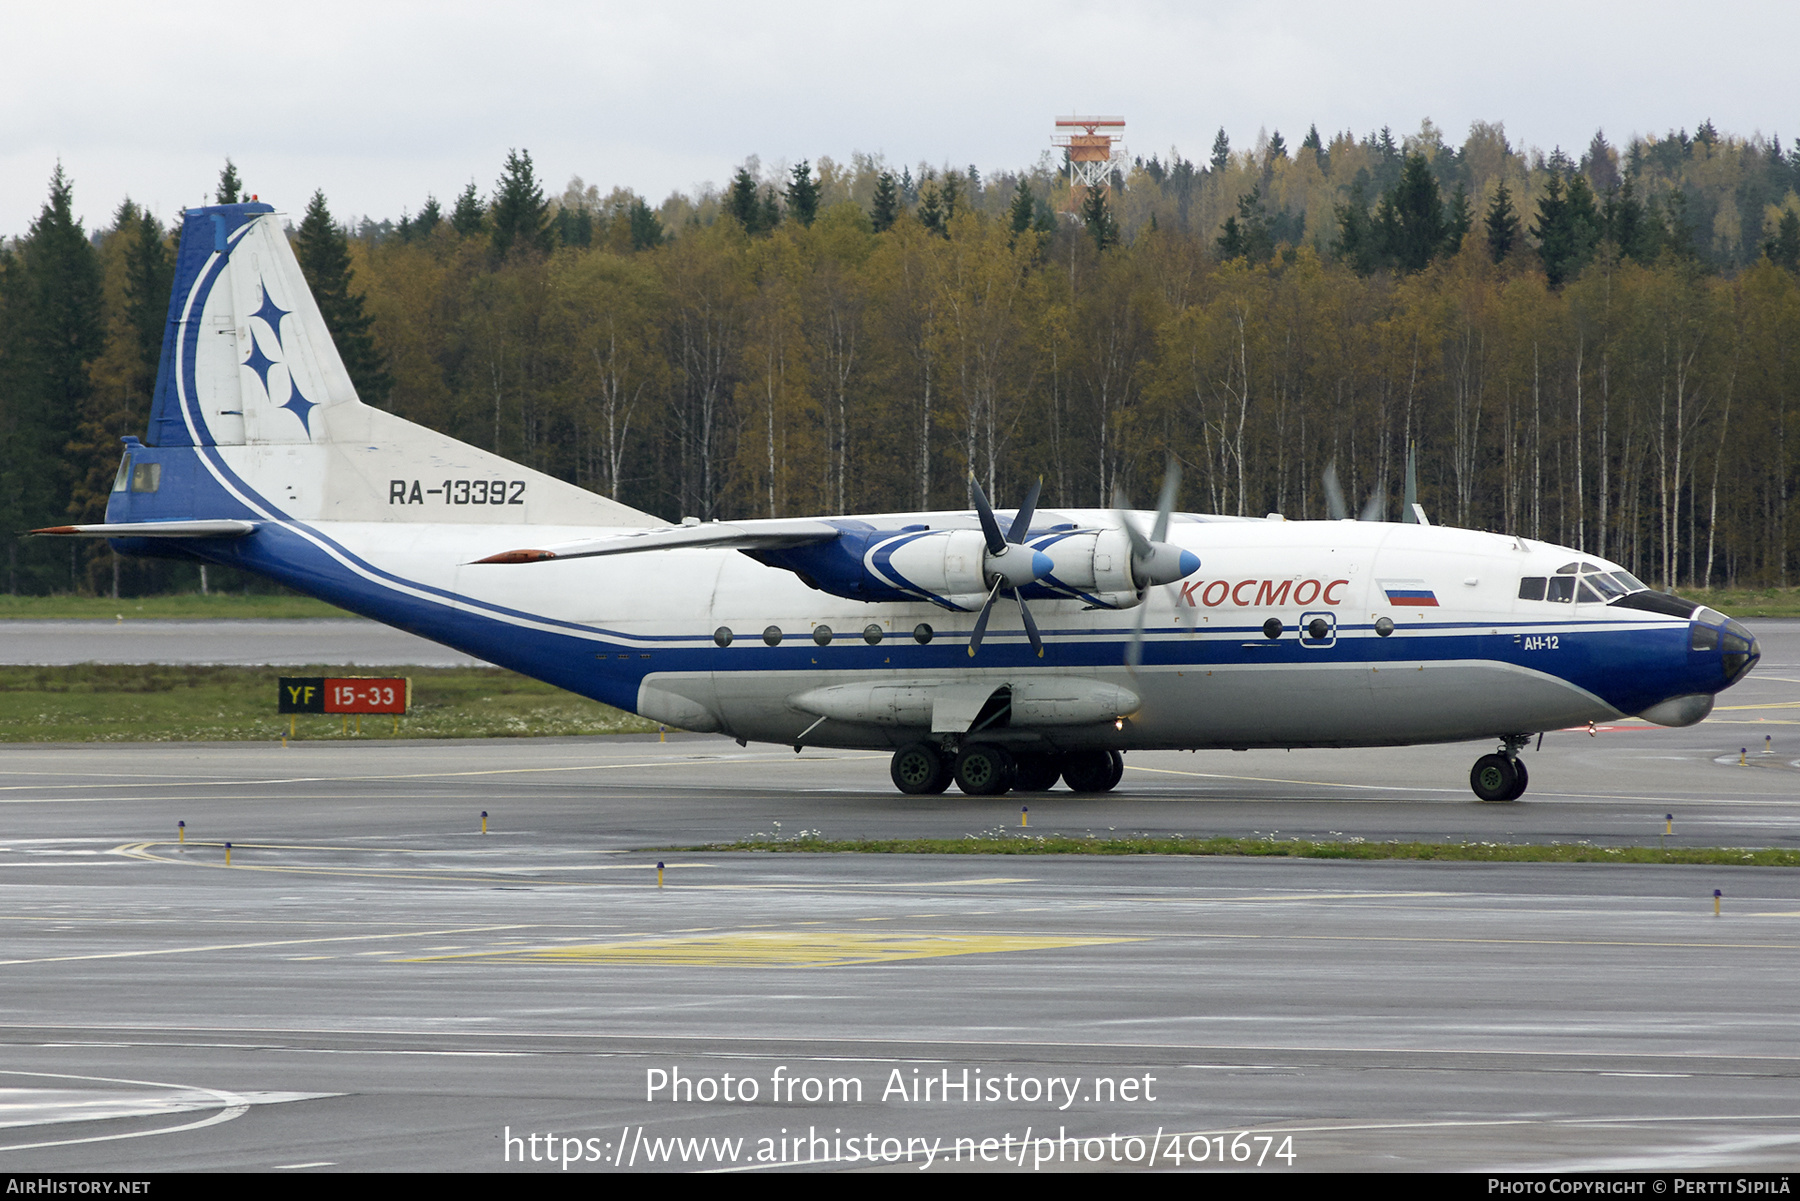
1470, 734, 1533, 801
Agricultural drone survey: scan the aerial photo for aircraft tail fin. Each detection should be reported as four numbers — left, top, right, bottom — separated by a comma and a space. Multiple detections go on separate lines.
122, 202, 655, 529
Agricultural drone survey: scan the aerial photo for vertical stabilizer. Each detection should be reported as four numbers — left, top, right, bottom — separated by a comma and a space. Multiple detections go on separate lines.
133, 202, 657, 528
148, 202, 361, 448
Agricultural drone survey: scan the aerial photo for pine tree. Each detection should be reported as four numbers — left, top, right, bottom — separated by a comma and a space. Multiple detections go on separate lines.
1485, 182, 1521, 264
724, 168, 759, 228
626, 198, 664, 251
1765, 209, 1800, 271
124, 206, 171, 374
941, 171, 961, 224
1534, 173, 1601, 286
1602, 181, 1652, 261
1301, 124, 1327, 171
1209, 128, 1231, 173
450, 183, 487, 238
1444, 185, 1472, 253
786, 161, 820, 227
757, 185, 782, 234
403, 196, 443, 243
870, 171, 899, 233
1008, 178, 1036, 238
295, 191, 389, 405
916, 184, 945, 237
1216, 188, 1272, 262
1080, 187, 1118, 251
4, 165, 103, 588
1267, 130, 1288, 162
1382, 153, 1447, 272
216, 159, 243, 205
490, 149, 551, 258
1336, 181, 1379, 274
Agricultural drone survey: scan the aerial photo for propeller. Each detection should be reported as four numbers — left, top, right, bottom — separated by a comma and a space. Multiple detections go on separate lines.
1322, 459, 1385, 522
1113, 458, 1203, 669
966, 477, 1053, 658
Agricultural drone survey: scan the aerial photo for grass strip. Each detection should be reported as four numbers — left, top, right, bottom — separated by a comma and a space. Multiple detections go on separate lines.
0, 664, 655, 741
0, 594, 350, 619
676, 835, 1800, 867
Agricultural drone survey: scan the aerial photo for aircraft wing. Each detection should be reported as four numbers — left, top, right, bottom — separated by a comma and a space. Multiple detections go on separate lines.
471, 518, 842, 564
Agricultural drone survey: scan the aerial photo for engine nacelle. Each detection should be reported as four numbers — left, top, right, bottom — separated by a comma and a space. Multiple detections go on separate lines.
865, 528, 992, 606
1023, 527, 1151, 608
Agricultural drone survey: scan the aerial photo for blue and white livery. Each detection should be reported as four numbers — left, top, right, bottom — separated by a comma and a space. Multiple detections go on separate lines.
40, 202, 1761, 801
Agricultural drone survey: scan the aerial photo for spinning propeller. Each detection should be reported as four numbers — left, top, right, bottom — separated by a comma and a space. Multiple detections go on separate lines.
1113, 458, 1203, 669
966, 477, 1053, 658
1322, 460, 1386, 522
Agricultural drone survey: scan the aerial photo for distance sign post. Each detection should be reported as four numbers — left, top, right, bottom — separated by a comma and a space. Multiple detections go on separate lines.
279, 676, 410, 737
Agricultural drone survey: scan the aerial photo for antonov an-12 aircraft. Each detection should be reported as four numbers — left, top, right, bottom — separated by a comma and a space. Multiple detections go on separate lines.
38, 202, 1761, 801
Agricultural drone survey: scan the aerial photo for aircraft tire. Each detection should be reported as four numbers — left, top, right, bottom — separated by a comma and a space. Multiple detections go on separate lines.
1470, 753, 1521, 802
1012, 752, 1063, 792
1504, 757, 1529, 800
891, 742, 949, 795
954, 745, 1014, 796
1061, 749, 1118, 794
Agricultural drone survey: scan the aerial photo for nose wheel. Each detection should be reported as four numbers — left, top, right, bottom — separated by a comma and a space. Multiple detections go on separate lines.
1470, 738, 1532, 801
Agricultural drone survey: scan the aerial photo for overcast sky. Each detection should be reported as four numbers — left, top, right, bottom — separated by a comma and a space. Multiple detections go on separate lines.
5, 0, 1796, 236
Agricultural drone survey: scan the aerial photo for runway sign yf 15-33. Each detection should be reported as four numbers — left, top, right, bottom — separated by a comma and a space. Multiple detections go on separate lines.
278, 677, 410, 714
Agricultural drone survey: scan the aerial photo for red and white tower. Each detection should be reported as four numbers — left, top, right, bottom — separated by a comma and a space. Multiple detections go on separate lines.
1053, 116, 1126, 211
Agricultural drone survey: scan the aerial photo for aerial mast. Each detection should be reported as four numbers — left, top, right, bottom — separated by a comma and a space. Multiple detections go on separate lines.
1052, 115, 1126, 213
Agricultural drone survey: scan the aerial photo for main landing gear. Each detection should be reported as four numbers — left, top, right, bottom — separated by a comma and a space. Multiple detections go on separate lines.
1470, 735, 1533, 801
889, 742, 1123, 797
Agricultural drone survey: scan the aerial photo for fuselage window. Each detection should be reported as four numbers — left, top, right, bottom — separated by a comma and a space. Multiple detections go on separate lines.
1518, 577, 1546, 601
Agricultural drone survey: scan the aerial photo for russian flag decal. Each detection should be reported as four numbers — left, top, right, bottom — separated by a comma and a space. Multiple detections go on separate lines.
1380, 580, 1439, 607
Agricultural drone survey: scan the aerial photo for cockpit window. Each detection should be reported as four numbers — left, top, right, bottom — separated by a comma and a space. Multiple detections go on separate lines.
1529, 564, 1646, 603
1586, 573, 1631, 601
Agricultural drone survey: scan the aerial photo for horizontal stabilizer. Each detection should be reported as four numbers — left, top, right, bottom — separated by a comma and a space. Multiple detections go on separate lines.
33, 520, 257, 538
472, 518, 840, 564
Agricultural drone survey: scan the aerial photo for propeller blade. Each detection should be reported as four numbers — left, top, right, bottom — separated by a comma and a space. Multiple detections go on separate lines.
1007, 477, 1042, 544
1323, 460, 1349, 521
1111, 484, 1153, 559
1359, 485, 1386, 523
1150, 458, 1180, 543
966, 577, 1004, 657
1125, 592, 1151, 669
1014, 590, 1044, 658
969, 477, 1007, 556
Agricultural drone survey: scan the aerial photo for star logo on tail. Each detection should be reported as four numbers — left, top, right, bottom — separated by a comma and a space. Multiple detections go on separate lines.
242, 280, 316, 436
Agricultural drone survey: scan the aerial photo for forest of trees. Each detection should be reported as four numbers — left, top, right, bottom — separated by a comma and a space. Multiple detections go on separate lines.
4, 118, 1800, 598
